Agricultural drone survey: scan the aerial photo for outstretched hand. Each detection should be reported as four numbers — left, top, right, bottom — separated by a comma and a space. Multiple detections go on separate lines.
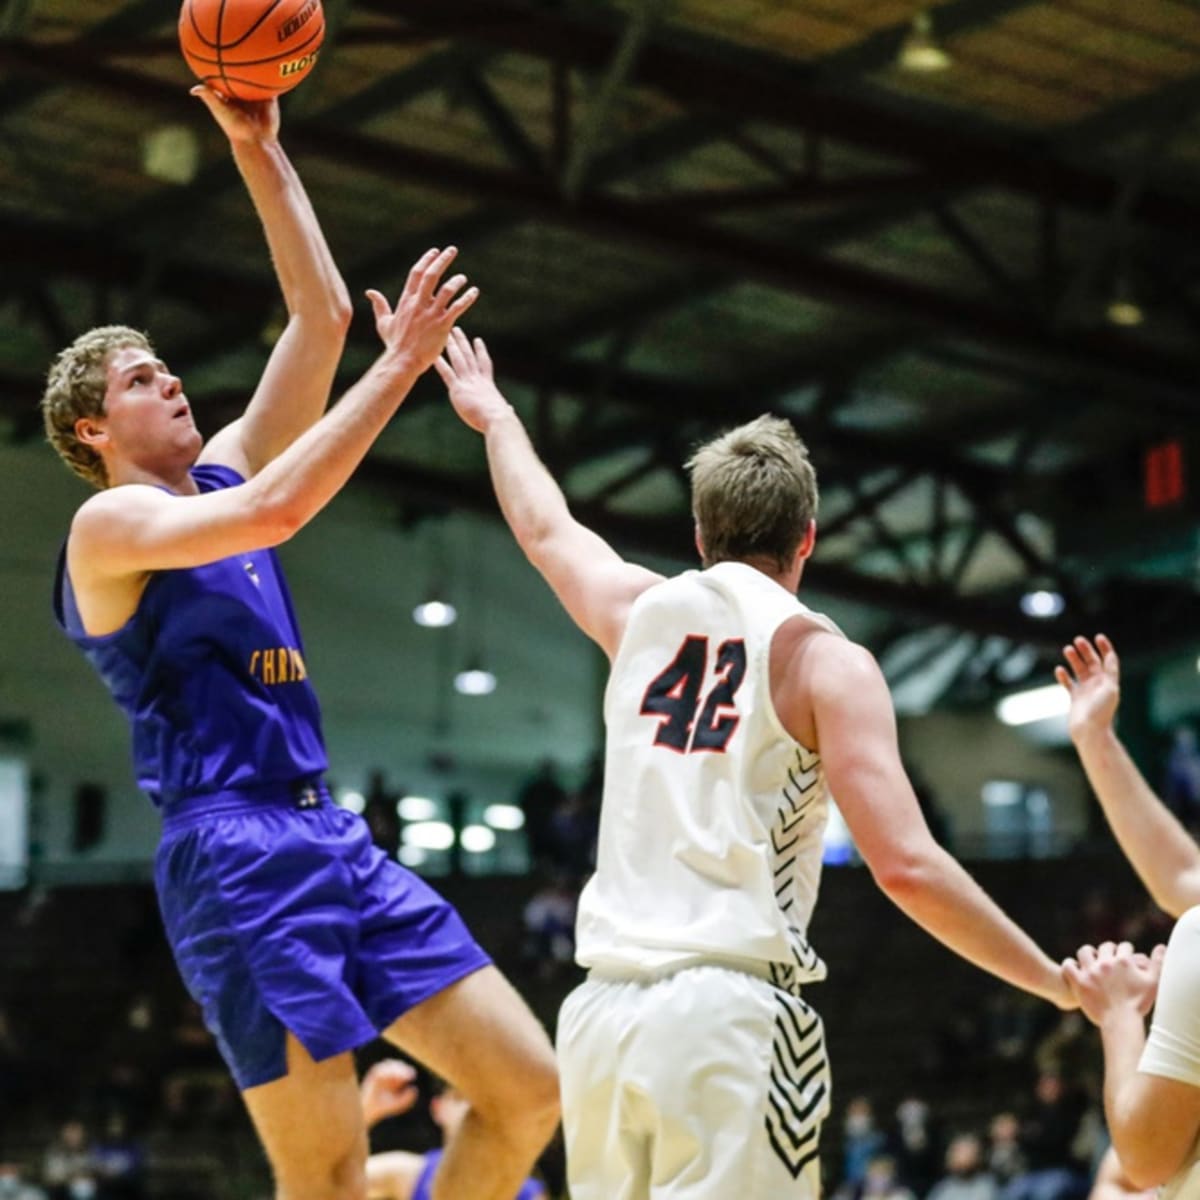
360, 1059, 420, 1129
434, 328, 512, 433
1062, 941, 1167, 1026
1055, 634, 1120, 744
366, 248, 479, 376
190, 84, 280, 144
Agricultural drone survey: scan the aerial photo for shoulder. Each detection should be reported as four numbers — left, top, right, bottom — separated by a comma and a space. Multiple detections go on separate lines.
69, 484, 166, 541
775, 617, 879, 693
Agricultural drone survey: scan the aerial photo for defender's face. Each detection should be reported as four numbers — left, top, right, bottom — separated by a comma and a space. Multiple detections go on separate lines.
100, 347, 201, 463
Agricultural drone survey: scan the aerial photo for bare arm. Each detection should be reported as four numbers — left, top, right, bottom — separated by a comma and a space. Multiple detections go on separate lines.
435, 329, 662, 658
803, 637, 1071, 1007
1058, 635, 1200, 918
188, 87, 352, 478
1064, 940, 1199, 1191
70, 251, 475, 592
1088, 1147, 1152, 1200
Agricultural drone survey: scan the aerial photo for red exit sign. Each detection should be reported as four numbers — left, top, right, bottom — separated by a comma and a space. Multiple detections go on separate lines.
1144, 440, 1185, 509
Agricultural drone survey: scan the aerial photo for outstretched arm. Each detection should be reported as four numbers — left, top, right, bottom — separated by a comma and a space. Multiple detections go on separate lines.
1057, 635, 1200, 918
191, 87, 353, 478
436, 329, 663, 658
70, 250, 475, 596
802, 636, 1072, 1008
361, 1061, 425, 1200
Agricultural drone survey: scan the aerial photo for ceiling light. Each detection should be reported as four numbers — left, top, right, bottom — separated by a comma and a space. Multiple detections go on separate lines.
1020, 589, 1065, 619
398, 845, 428, 868
1107, 276, 1144, 327
455, 664, 497, 696
402, 821, 456, 851
483, 803, 525, 831
336, 789, 365, 815
413, 599, 457, 628
397, 794, 438, 822
460, 825, 497, 854
897, 10, 952, 73
141, 124, 201, 184
995, 684, 1070, 727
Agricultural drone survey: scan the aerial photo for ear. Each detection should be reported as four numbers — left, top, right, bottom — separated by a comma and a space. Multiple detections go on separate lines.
74, 415, 110, 450
797, 519, 817, 561
693, 522, 705, 562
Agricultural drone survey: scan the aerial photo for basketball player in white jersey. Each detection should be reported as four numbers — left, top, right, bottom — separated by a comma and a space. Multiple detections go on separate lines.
1056, 635, 1200, 1200
436, 329, 1074, 1199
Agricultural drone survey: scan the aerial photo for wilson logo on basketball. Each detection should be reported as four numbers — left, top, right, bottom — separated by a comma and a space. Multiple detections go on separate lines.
280, 49, 319, 77
278, 0, 319, 41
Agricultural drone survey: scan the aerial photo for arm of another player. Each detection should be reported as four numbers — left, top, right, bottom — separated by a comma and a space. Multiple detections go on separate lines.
190, 87, 353, 478
70, 251, 475, 579
803, 636, 1073, 1008
436, 329, 663, 659
1057, 635, 1200, 919
361, 1061, 425, 1200
1088, 1146, 1153, 1200
1065, 937, 1200, 1191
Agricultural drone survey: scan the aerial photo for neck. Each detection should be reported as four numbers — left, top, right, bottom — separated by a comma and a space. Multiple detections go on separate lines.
108, 457, 200, 495
711, 555, 803, 594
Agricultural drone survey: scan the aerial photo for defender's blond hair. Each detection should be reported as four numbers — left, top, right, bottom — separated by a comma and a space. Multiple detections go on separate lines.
686, 415, 818, 571
41, 325, 154, 490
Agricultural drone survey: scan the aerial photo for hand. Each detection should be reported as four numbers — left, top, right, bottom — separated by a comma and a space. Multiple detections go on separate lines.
434, 328, 511, 433
366, 248, 478, 375
1062, 941, 1166, 1026
190, 84, 279, 144
1055, 634, 1120, 745
360, 1059, 419, 1128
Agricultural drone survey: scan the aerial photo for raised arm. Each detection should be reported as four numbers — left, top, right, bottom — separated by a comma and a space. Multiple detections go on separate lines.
360, 1060, 425, 1200
436, 329, 662, 658
1057, 635, 1200, 918
798, 634, 1072, 1008
69, 251, 475, 612
190, 87, 352, 478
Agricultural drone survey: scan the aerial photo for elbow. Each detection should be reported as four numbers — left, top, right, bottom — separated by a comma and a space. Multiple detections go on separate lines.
1117, 1149, 1174, 1192
253, 494, 306, 547
871, 845, 941, 903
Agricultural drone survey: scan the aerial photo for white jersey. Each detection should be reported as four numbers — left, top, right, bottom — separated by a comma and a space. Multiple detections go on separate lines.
576, 560, 838, 989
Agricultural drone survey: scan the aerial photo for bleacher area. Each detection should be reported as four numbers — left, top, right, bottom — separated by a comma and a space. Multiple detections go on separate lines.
0, 846, 1156, 1197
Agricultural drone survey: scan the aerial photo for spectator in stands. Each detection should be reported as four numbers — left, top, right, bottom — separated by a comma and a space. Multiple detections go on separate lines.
1163, 725, 1200, 832
91, 1114, 143, 1200
927, 1134, 998, 1200
521, 873, 578, 981
0, 1161, 47, 1200
546, 790, 597, 880
841, 1097, 888, 1193
1033, 1012, 1099, 1092
888, 1095, 941, 1197
41, 1121, 98, 1200
1002, 1070, 1089, 1200
515, 760, 566, 872
986, 1113, 1027, 1187
856, 1155, 914, 1200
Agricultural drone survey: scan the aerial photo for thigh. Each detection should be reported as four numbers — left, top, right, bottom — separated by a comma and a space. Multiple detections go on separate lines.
241, 1034, 367, 1192
380, 965, 555, 1113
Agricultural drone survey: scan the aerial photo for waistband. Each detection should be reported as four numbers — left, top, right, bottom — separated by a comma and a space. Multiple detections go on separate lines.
586, 954, 787, 990
160, 778, 331, 832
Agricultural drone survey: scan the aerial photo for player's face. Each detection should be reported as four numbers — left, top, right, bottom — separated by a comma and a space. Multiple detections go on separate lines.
101, 347, 202, 464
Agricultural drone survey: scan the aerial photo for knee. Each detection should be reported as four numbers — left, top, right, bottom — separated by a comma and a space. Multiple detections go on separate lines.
277, 1153, 367, 1200
513, 1045, 562, 1136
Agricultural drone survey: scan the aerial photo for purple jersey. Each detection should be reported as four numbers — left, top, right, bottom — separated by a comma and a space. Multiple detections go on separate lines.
53, 463, 327, 806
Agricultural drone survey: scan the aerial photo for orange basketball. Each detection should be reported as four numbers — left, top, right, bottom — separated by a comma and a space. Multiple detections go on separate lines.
179, 0, 325, 102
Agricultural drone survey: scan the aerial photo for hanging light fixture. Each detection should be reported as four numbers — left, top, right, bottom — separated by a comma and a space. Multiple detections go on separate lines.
412, 594, 457, 628
1106, 274, 1144, 328
897, 10, 952, 73
454, 657, 497, 696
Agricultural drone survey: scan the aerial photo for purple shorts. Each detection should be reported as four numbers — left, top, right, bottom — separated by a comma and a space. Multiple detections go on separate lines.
154, 783, 491, 1089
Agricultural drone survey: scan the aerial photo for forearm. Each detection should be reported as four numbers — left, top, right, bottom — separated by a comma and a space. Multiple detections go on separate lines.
1100, 1007, 1152, 1179
483, 408, 574, 558
883, 846, 1063, 1003
250, 351, 420, 533
232, 138, 350, 321
1075, 727, 1200, 916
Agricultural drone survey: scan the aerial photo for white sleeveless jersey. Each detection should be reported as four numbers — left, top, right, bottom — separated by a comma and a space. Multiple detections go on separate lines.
576, 561, 838, 988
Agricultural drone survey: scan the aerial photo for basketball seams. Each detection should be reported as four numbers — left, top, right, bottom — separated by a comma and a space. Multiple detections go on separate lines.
217, 0, 289, 50
178, 18, 324, 69
182, 0, 218, 50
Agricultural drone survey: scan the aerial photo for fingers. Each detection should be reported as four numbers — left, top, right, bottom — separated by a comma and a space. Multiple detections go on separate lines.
446, 286, 480, 323
405, 248, 443, 295
1062, 644, 1085, 679
1153, 943, 1168, 963
433, 356, 454, 386
365, 289, 391, 323
1054, 665, 1074, 692
1075, 637, 1101, 670
1096, 633, 1119, 674
417, 246, 459, 304
474, 336, 493, 375
444, 326, 472, 374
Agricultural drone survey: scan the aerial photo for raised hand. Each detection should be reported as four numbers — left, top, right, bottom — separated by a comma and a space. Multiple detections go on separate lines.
434, 328, 511, 433
190, 84, 280, 144
360, 1059, 420, 1128
1055, 634, 1120, 744
366, 248, 479, 375
1062, 941, 1166, 1026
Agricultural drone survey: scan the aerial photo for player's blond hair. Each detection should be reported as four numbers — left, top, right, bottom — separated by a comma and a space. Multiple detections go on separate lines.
41, 325, 154, 490
687, 415, 819, 571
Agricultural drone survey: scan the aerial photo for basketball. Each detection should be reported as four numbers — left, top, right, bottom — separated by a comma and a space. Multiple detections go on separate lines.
179, 0, 325, 102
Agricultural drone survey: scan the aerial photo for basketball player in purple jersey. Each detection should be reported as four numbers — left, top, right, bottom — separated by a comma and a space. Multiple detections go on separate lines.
41, 90, 557, 1200
436, 328, 1074, 1199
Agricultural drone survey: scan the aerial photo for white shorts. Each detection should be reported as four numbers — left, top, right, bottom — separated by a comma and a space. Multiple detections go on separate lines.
557, 964, 831, 1200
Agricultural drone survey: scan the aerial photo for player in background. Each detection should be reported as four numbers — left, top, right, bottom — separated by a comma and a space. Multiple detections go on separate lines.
1057, 636, 1200, 1200
42, 91, 556, 1200
359, 1060, 545, 1200
436, 328, 1073, 1200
